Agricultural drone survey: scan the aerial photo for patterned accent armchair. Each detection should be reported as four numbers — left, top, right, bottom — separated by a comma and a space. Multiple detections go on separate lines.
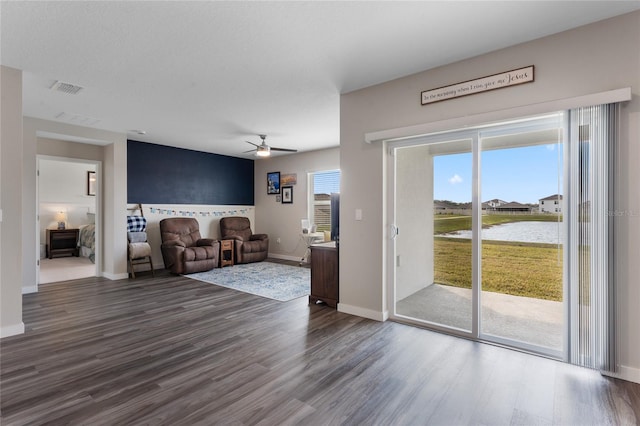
219, 216, 269, 264
159, 217, 220, 274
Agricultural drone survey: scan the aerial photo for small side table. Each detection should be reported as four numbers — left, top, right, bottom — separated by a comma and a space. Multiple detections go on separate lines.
220, 239, 234, 267
46, 228, 80, 259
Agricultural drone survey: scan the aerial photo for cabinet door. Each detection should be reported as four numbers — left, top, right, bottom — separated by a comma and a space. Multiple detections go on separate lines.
311, 247, 338, 302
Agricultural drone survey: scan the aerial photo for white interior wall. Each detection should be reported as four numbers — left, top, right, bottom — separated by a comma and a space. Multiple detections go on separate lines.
254, 148, 339, 262
102, 140, 128, 280
39, 160, 97, 204
395, 145, 434, 301
340, 11, 640, 382
0, 66, 25, 337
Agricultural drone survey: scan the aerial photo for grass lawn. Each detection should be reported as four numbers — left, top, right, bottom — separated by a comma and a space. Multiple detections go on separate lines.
434, 237, 563, 301
432, 214, 563, 301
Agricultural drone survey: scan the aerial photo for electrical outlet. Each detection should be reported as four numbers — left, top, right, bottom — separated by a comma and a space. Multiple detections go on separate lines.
276, 237, 281, 244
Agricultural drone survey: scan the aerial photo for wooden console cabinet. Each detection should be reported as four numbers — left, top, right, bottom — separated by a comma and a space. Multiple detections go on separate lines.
47, 228, 79, 259
309, 241, 339, 308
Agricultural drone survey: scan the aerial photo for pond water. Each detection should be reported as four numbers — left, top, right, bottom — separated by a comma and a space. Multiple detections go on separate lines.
442, 221, 564, 244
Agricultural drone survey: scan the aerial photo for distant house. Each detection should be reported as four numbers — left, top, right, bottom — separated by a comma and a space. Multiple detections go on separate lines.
434, 201, 450, 211
433, 200, 470, 214
493, 202, 532, 213
483, 199, 508, 210
539, 194, 563, 214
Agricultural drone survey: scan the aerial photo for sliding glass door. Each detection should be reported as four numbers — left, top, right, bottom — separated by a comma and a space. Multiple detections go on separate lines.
391, 113, 567, 356
390, 104, 617, 367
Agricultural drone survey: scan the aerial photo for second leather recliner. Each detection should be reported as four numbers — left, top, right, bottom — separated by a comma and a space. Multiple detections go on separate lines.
219, 216, 268, 264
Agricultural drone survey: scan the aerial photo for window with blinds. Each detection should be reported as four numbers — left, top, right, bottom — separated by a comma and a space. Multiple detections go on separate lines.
309, 170, 340, 232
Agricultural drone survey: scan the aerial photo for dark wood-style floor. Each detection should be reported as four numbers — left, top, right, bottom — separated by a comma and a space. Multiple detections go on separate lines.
1, 263, 639, 425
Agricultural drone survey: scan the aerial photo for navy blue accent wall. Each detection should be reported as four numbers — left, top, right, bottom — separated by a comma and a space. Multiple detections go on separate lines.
127, 140, 254, 205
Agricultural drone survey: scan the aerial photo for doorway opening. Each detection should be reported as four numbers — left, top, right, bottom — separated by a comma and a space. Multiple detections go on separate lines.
37, 156, 100, 286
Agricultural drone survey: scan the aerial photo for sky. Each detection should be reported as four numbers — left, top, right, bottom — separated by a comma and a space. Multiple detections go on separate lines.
434, 144, 563, 204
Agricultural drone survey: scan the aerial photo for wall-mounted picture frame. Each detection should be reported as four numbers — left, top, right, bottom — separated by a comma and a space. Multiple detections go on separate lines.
282, 186, 293, 204
280, 173, 297, 186
87, 171, 96, 196
267, 171, 280, 194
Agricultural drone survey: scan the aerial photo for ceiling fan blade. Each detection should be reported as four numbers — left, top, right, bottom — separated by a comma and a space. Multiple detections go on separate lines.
245, 141, 259, 147
243, 148, 257, 153
270, 147, 298, 152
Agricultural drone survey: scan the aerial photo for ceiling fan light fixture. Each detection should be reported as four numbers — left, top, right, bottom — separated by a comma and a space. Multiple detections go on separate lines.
245, 134, 295, 157
255, 145, 271, 157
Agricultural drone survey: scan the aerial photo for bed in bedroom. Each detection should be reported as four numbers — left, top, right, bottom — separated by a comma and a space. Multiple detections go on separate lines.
78, 222, 96, 263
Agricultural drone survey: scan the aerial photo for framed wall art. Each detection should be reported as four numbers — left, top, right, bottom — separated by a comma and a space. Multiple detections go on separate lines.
267, 171, 280, 194
282, 186, 293, 204
280, 173, 297, 186
87, 171, 96, 196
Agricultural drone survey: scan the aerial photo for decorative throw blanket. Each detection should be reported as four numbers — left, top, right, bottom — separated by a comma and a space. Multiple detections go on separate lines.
127, 231, 148, 243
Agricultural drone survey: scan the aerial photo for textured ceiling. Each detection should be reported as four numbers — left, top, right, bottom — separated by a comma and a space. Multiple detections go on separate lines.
2, 1, 639, 158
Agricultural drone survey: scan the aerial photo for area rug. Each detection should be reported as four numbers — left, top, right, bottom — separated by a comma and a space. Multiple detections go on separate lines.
184, 261, 310, 302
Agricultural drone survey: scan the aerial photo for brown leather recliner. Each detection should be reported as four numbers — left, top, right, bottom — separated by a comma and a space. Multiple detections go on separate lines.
159, 217, 220, 274
219, 216, 268, 264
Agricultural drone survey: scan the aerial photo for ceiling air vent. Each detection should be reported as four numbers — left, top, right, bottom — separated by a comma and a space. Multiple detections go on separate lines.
55, 112, 101, 126
50, 80, 84, 95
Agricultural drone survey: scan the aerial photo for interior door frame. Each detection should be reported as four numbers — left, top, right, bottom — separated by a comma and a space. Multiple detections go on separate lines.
36, 155, 102, 289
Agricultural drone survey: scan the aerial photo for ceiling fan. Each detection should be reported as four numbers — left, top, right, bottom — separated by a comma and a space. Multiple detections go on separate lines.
244, 134, 297, 157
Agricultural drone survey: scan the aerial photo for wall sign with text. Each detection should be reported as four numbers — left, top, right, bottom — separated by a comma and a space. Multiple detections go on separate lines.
421, 66, 534, 105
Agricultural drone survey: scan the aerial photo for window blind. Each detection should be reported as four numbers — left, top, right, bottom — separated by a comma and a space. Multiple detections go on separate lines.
309, 170, 340, 232
313, 170, 340, 195
567, 103, 617, 372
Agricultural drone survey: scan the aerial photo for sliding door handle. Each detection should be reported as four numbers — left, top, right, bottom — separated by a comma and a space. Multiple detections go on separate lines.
390, 224, 399, 240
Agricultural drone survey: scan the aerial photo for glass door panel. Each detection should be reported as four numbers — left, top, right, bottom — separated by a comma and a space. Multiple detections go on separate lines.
394, 139, 473, 332
479, 128, 564, 354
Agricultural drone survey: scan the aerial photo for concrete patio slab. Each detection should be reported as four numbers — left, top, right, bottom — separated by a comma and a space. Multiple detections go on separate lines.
396, 284, 563, 350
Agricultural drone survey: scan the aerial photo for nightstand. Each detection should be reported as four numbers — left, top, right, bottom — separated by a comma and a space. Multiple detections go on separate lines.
46, 228, 79, 259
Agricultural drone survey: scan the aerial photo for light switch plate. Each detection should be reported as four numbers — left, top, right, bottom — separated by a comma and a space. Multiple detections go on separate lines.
355, 209, 363, 221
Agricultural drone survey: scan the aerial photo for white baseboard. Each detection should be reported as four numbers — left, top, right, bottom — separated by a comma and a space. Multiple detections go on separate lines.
603, 365, 640, 384
268, 253, 302, 262
338, 303, 389, 322
22, 285, 38, 294
102, 272, 129, 280
1, 322, 25, 338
